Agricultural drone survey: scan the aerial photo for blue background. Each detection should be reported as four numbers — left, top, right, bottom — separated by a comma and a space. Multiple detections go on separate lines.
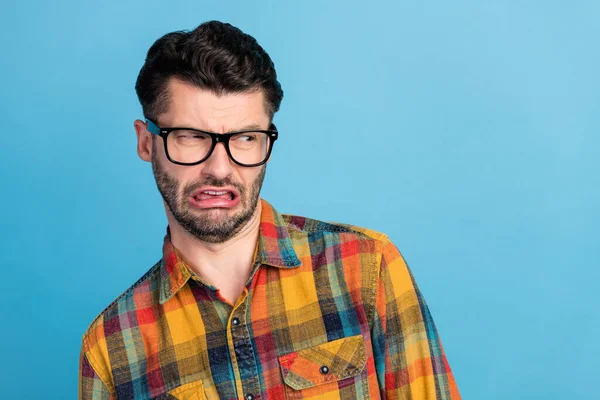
1, 1, 598, 398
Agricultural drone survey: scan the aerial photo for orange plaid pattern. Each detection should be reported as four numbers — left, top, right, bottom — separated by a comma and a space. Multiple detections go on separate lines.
79, 200, 460, 399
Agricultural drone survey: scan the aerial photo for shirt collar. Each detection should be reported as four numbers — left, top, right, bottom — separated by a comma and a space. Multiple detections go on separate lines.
159, 199, 302, 304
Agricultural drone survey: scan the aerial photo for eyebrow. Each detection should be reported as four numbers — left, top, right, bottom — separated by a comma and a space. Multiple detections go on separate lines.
168, 123, 268, 133
225, 123, 266, 132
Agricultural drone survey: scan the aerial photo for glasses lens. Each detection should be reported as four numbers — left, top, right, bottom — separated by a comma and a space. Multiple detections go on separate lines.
166, 130, 212, 163
229, 132, 271, 165
166, 130, 272, 165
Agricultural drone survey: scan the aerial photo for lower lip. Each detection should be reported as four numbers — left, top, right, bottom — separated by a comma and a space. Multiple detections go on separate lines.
188, 194, 241, 209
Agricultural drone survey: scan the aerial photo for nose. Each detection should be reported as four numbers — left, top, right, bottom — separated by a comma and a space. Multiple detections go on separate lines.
200, 141, 235, 180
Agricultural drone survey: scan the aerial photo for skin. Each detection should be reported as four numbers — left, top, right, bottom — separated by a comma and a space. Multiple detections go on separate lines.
133, 78, 271, 304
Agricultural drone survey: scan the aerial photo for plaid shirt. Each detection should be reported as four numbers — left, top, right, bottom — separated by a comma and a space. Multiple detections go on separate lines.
79, 200, 460, 399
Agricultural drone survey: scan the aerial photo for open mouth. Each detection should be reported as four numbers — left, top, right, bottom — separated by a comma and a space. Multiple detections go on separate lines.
189, 187, 241, 209
193, 190, 236, 201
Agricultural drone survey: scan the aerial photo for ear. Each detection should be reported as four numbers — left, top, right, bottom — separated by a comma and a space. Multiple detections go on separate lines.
134, 119, 153, 162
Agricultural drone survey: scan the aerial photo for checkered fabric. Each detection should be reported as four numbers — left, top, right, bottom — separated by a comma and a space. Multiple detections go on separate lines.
79, 199, 460, 399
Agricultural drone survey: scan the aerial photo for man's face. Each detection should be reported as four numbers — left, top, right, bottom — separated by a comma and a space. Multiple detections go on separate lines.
142, 79, 270, 243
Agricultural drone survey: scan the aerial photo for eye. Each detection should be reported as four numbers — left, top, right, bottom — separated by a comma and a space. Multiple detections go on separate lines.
173, 130, 210, 140
236, 134, 256, 142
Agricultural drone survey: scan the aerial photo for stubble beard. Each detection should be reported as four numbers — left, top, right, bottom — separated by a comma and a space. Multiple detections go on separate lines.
151, 145, 266, 244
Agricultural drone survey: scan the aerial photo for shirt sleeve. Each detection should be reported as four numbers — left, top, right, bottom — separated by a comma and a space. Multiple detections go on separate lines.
79, 346, 114, 400
370, 238, 461, 399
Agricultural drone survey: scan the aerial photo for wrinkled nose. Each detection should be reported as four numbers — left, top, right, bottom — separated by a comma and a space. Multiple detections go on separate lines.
200, 141, 235, 180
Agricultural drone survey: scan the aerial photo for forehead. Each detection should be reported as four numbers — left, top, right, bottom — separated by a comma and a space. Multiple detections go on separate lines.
161, 78, 269, 132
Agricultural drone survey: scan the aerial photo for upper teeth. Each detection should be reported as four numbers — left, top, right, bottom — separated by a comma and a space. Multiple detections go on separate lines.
203, 190, 229, 195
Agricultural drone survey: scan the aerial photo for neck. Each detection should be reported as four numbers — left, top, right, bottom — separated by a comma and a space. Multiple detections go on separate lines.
166, 200, 263, 304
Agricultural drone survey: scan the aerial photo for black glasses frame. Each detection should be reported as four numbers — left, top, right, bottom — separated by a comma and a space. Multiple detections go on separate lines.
146, 118, 278, 167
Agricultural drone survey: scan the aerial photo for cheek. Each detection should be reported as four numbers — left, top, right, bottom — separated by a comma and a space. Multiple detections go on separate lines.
177, 167, 204, 187
238, 168, 262, 188
160, 162, 201, 189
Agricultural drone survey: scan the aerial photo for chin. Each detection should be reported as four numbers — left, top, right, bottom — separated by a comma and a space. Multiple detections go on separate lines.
202, 207, 242, 220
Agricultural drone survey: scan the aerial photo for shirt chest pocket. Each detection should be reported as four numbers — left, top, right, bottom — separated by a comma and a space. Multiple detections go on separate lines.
278, 334, 368, 399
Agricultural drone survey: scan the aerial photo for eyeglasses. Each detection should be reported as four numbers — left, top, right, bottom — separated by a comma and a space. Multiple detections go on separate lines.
146, 119, 278, 167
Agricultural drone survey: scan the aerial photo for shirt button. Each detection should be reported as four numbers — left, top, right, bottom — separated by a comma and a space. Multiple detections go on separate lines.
245, 394, 255, 400
320, 365, 329, 375
231, 317, 240, 326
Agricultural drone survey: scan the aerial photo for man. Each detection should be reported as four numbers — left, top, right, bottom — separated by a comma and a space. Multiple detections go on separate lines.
79, 21, 460, 400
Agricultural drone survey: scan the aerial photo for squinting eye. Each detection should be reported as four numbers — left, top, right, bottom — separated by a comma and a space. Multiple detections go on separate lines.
237, 135, 255, 142
174, 132, 208, 141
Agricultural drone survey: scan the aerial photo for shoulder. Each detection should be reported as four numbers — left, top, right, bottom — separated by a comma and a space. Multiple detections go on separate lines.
280, 211, 406, 273
278, 211, 406, 323
81, 259, 163, 351
281, 211, 393, 245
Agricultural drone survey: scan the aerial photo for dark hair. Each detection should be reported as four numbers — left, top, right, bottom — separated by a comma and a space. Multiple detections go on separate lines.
135, 21, 283, 121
